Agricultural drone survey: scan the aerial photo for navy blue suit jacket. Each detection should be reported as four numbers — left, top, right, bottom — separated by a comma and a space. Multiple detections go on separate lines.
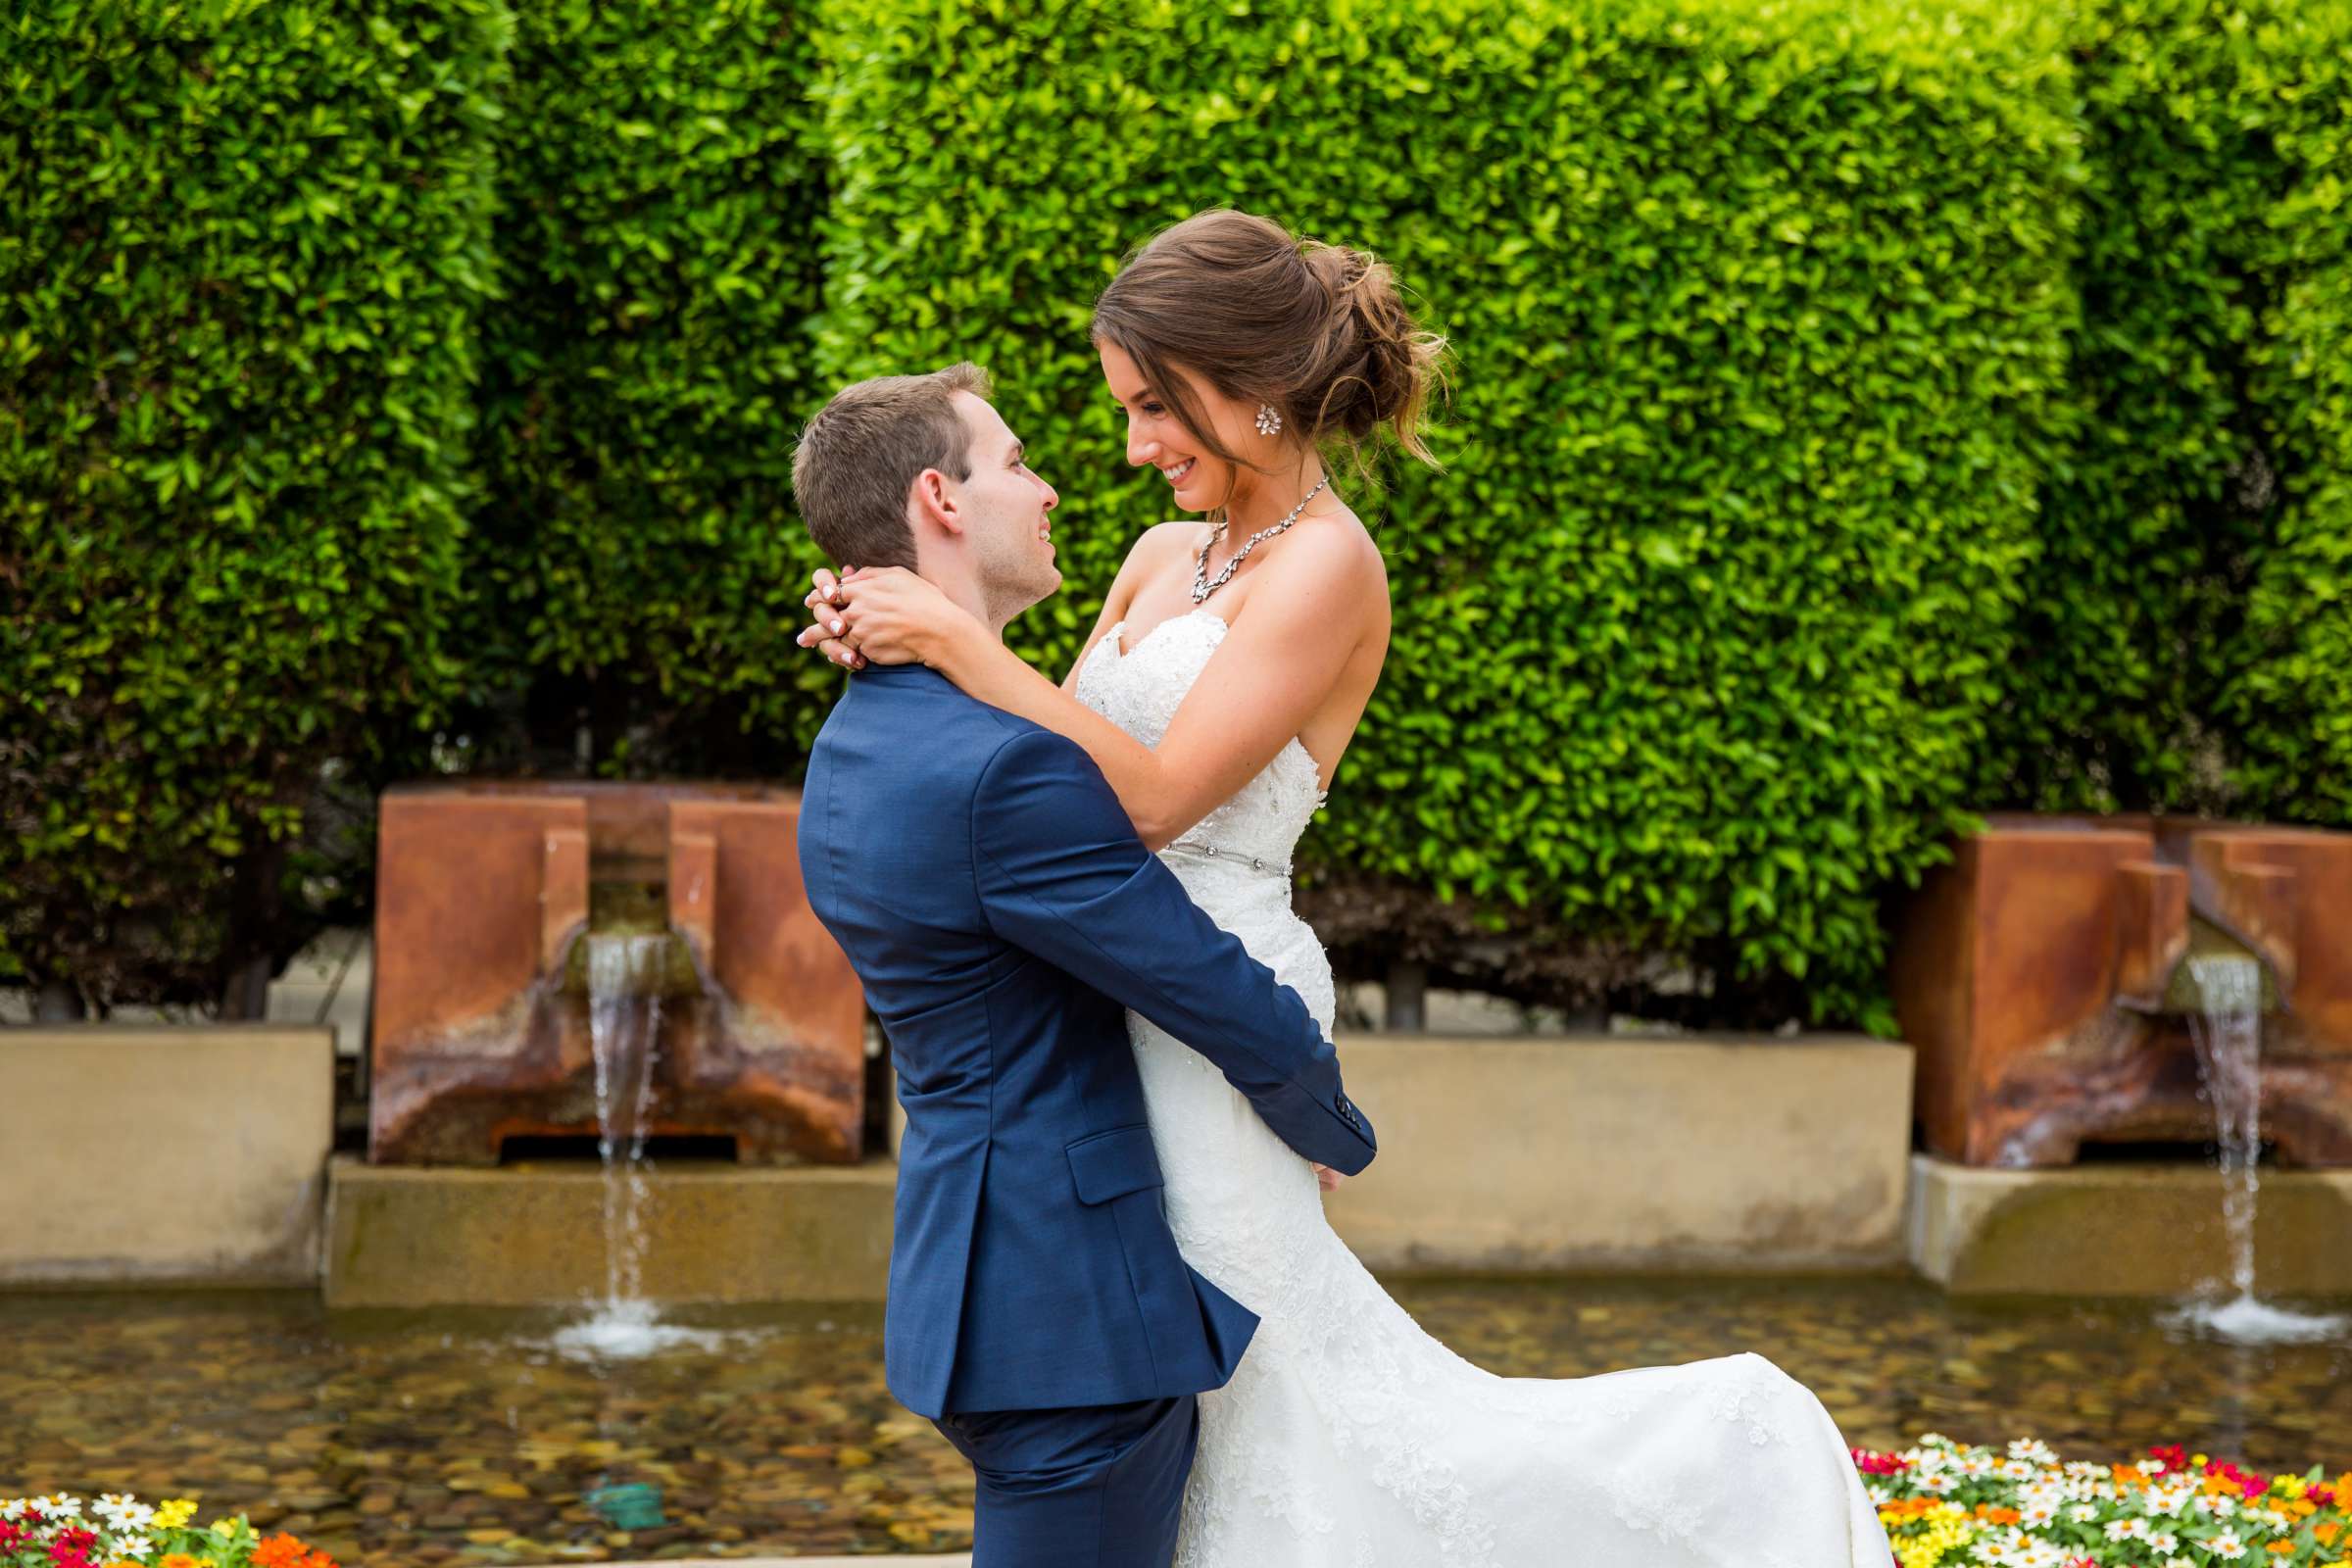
798, 663, 1376, 1417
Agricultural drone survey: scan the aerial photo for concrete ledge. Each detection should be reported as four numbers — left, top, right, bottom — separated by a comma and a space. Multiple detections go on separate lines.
324, 1154, 896, 1307
1322, 1034, 1915, 1271
0, 1026, 334, 1288
1907, 1152, 2352, 1295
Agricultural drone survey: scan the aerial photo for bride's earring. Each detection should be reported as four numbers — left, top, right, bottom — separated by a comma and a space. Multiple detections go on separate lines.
1254, 404, 1283, 437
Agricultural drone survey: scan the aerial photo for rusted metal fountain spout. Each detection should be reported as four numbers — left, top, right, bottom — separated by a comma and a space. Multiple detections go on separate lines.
1889, 816, 2352, 1168
368, 782, 865, 1167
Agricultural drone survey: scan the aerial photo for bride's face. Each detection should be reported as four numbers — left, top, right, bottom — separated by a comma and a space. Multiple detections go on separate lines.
1098, 338, 1275, 515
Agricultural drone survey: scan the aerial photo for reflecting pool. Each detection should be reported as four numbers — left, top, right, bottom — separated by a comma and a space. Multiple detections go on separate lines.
4, 1274, 2346, 1563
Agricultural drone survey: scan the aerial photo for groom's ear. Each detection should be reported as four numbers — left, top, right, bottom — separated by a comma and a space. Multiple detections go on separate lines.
909, 466, 965, 539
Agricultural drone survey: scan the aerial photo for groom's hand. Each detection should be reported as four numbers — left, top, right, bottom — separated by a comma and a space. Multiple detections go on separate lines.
1312, 1163, 1346, 1194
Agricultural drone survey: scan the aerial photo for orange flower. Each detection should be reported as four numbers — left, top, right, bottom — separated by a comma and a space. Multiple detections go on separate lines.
2114, 1465, 2146, 1484
251, 1535, 316, 1568
1973, 1506, 2022, 1525
159, 1555, 204, 1568
2318, 1523, 2342, 1545
2270, 1544, 2296, 1555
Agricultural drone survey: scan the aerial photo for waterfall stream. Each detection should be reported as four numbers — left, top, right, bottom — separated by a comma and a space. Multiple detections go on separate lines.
2164, 953, 2345, 1346
550, 933, 723, 1362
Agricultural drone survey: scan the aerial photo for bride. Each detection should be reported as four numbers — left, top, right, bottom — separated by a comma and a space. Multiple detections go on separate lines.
795, 209, 1893, 1567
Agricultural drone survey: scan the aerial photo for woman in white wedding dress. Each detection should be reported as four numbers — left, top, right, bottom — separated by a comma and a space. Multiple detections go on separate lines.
799, 209, 1893, 1568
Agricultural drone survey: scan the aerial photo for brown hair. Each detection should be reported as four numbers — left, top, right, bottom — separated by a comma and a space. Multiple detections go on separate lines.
790, 362, 993, 569
1091, 210, 1446, 486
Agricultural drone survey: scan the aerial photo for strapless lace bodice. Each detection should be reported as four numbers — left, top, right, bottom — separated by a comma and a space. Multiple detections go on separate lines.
1076, 610, 1325, 875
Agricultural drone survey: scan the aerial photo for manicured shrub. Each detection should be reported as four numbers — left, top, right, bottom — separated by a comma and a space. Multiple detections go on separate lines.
1989, 0, 2352, 821
810, 0, 2082, 1024
462, 0, 834, 778
2225, 6, 2352, 824
0, 0, 505, 1009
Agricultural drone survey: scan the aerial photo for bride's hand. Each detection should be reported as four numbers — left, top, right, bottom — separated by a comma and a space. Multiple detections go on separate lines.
794, 564, 968, 668
1313, 1163, 1346, 1194
798, 565, 864, 669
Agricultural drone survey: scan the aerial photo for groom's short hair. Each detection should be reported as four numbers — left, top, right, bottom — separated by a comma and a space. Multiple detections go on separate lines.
791, 362, 993, 571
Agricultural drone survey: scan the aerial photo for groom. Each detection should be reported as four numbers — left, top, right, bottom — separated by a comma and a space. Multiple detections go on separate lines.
789, 363, 1378, 1568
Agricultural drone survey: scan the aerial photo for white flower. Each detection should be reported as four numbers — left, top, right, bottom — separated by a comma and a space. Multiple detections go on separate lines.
2009, 1438, 2057, 1464
2064, 1460, 2108, 1478
2021, 1500, 2058, 1527
2002, 1458, 2038, 1480
94, 1494, 155, 1532
1922, 1471, 1960, 1494
2069, 1503, 2101, 1523
2211, 1530, 2248, 1559
2105, 1517, 2149, 1540
116, 1538, 155, 1561
2150, 1530, 2180, 1553
1868, 1483, 1892, 1505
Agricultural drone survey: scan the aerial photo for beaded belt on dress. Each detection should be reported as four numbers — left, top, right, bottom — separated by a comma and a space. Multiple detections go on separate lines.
1162, 837, 1293, 878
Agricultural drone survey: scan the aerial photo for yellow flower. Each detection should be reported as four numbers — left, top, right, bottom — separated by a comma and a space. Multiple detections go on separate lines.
154, 1499, 199, 1530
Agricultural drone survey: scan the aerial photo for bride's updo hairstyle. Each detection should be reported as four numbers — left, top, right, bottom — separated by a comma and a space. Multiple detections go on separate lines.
1091, 209, 1446, 482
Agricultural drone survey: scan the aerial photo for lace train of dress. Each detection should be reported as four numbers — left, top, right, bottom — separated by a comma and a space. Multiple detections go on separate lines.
1076, 610, 1893, 1568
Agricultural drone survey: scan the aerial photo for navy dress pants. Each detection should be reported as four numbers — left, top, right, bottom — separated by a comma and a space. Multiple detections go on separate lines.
932, 1395, 1200, 1567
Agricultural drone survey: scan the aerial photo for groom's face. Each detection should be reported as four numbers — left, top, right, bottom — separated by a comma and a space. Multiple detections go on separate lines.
948, 390, 1062, 621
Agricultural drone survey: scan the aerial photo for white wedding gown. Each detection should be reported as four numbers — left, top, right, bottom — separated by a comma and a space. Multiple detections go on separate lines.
1075, 609, 1894, 1568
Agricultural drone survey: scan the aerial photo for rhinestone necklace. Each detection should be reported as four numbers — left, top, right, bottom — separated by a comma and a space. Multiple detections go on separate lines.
1193, 476, 1330, 605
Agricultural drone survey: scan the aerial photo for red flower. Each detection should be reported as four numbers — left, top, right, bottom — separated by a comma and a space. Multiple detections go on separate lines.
2149, 1444, 2190, 1474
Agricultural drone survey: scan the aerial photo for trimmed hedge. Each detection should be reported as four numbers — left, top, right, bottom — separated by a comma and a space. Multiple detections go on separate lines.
2227, 4, 2352, 823
1990, 0, 2352, 819
9, 0, 2348, 1020
0, 0, 505, 1008
812, 0, 2082, 1024
463, 0, 834, 777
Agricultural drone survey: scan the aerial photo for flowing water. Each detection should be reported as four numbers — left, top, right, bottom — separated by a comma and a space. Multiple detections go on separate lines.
2165, 952, 2348, 1347
546, 934, 723, 1365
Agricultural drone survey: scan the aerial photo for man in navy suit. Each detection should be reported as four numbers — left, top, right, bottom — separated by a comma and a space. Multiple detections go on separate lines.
790, 363, 1377, 1567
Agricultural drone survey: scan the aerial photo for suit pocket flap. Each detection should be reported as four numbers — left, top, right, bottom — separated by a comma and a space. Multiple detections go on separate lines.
1065, 1125, 1164, 1205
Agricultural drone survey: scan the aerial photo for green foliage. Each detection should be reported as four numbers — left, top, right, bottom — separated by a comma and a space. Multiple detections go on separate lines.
1990, 0, 2352, 818
464, 0, 834, 774
8, 0, 2346, 1020
811, 0, 2083, 1022
0, 0, 505, 1006
2227, 5, 2352, 821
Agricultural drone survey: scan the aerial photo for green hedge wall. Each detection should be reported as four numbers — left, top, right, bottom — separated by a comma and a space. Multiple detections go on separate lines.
463, 0, 834, 777
0, 0, 505, 1008
10, 0, 2348, 1020
812, 0, 2082, 1024
1990, 0, 2352, 819
2226, 5, 2352, 823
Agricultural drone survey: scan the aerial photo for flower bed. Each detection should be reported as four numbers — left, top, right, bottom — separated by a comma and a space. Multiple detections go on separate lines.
1857, 1438, 2352, 1568
12, 1444, 2352, 1568
1, 1496, 336, 1568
